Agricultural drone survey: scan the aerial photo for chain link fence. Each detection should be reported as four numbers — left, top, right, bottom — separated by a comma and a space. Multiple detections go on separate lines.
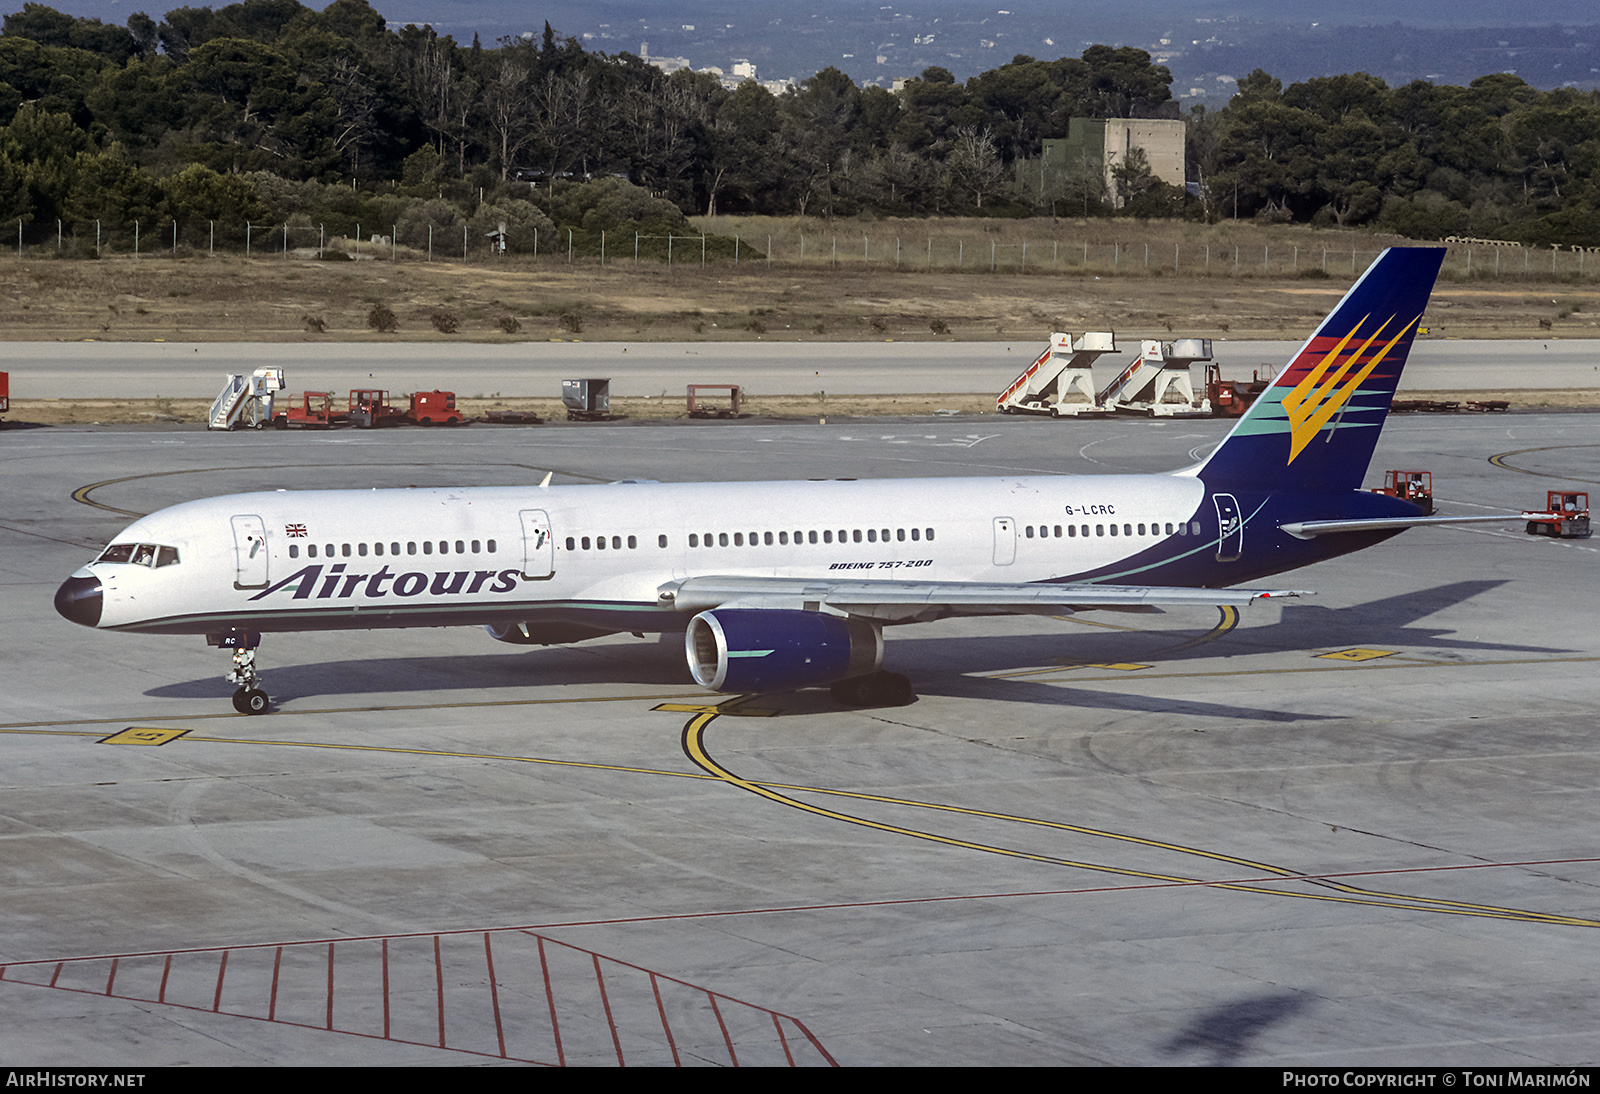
10, 216, 1598, 283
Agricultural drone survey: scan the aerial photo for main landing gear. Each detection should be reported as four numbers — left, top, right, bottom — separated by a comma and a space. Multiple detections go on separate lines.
210, 629, 270, 714
829, 670, 915, 707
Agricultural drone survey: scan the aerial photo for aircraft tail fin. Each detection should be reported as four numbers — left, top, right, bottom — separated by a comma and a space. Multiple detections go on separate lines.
1192, 246, 1445, 494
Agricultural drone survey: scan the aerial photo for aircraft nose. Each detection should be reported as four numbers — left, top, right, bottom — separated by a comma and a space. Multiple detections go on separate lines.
54, 575, 103, 628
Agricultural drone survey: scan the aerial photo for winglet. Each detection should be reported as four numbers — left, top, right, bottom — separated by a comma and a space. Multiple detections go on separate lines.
539, 471, 553, 488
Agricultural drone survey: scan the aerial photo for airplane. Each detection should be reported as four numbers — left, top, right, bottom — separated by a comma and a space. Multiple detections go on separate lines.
56, 246, 1509, 715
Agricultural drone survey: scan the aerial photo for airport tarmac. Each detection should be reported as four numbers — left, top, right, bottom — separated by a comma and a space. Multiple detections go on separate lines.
7, 337, 1600, 399
1, 413, 1598, 1066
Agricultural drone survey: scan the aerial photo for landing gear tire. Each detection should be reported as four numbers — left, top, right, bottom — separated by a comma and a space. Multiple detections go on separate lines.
232, 687, 270, 715
830, 671, 914, 708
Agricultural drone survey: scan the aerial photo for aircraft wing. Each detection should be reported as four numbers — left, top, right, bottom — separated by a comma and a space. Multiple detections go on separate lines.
662, 575, 1307, 622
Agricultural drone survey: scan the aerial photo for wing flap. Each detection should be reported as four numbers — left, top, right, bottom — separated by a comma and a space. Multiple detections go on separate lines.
663, 576, 1306, 622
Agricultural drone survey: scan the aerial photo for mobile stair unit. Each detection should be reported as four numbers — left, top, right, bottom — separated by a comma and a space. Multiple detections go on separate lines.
996, 331, 1117, 417
1096, 338, 1213, 417
208, 367, 286, 430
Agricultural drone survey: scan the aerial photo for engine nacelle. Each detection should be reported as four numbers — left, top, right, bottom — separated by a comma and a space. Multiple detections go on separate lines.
485, 621, 618, 646
685, 609, 882, 693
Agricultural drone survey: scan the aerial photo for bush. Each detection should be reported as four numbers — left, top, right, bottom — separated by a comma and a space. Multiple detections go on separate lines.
431, 311, 459, 334
303, 315, 327, 333
558, 311, 583, 334
929, 317, 950, 335
367, 304, 398, 333
496, 315, 522, 334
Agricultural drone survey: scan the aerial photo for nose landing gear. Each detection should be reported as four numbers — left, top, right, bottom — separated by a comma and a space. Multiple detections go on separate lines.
210, 630, 271, 714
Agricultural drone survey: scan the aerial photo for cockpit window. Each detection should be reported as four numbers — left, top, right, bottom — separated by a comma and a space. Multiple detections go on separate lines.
97, 543, 180, 568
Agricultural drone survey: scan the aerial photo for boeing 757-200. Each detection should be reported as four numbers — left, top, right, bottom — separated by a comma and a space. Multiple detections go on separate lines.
58, 247, 1505, 713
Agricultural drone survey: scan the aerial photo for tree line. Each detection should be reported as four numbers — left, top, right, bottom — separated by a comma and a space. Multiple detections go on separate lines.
1, 0, 1597, 249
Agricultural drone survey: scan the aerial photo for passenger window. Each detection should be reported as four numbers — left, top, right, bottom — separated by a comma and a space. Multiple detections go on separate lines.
926, 528, 935, 541
1067, 525, 1076, 537
719, 533, 728, 547
289, 545, 299, 559
342, 543, 352, 557
487, 539, 496, 553
658, 535, 667, 548
358, 543, 368, 557
779, 531, 789, 545
596, 537, 606, 550
853, 530, 862, 543
823, 530, 833, 544
764, 532, 774, 546
1096, 525, 1105, 536
626, 536, 635, 549
1190, 521, 1202, 535
1054, 525, 1062, 537
910, 528, 920, 541
308, 544, 319, 558
565, 537, 575, 550
583, 537, 593, 550
423, 541, 433, 555
373, 542, 384, 556
733, 533, 744, 546
689, 534, 699, 548
897, 528, 905, 542
1025, 526, 1034, 539
867, 529, 877, 543
471, 540, 480, 553
408, 542, 417, 555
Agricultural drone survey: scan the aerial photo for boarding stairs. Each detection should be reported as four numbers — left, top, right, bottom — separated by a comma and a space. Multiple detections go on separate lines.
208, 367, 286, 431
1095, 338, 1213, 417
996, 331, 1117, 417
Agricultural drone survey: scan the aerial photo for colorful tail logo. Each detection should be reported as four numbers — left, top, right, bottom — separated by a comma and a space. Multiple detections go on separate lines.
1281, 312, 1421, 464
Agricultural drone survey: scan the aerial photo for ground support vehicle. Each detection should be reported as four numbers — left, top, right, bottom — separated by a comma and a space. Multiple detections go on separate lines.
349, 389, 404, 428
1525, 491, 1590, 538
1371, 470, 1434, 515
272, 392, 340, 429
406, 391, 463, 425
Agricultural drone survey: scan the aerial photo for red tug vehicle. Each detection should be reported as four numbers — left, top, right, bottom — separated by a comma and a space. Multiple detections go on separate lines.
1371, 469, 1434, 515
273, 391, 341, 429
405, 390, 463, 425
1524, 491, 1591, 538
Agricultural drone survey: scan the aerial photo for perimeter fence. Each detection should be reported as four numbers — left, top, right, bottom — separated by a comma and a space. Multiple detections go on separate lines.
9, 215, 1600, 284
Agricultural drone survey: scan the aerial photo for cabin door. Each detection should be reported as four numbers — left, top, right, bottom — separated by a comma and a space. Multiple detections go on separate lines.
993, 517, 1016, 565
1212, 494, 1243, 562
230, 514, 269, 589
519, 509, 555, 580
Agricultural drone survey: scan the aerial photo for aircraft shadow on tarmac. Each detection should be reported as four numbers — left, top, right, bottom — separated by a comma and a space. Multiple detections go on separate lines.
1161, 992, 1314, 1066
144, 581, 1564, 719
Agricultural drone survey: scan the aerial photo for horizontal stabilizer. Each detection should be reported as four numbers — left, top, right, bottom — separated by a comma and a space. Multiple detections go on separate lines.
1279, 515, 1521, 539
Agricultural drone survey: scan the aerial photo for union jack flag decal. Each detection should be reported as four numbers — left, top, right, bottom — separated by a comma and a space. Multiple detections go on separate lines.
285, 523, 308, 537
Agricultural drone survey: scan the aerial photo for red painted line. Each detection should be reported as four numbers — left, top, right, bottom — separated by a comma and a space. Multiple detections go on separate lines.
268, 947, 281, 1021
433, 935, 445, 1049
158, 954, 171, 1004
791, 1016, 840, 1067
104, 957, 118, 996
709, 993, 737, 1067
594, 954, 624, 1066
773, 1013, 795, 1067
48, 962, 61, 987
325, 942, 334, 1031
650, 971, 680, 1066
538, 935, 563, 1067
483, 933, 506, 1059
212, 950, 228, 1012
381, 939, 390, 1040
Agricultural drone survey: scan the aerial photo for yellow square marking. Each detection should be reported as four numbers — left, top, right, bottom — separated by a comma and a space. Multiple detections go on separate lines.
1050, 660, 1152, 671
1317, 648, 1398, 662
100, 727, 190, 746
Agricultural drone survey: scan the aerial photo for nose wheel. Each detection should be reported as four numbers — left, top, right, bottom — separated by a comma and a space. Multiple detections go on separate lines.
232, 687, 270, 714
213, 630, 271, 715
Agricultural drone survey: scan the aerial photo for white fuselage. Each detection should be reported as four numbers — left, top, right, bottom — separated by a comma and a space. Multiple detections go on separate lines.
75, 474, 1210, 635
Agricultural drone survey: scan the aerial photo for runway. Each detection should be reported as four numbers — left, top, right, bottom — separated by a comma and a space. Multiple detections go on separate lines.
2, 414, 1598, 1065
6, 337, 1599, 398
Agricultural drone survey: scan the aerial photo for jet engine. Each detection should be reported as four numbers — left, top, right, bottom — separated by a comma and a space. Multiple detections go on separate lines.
685, 608, 882, 693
